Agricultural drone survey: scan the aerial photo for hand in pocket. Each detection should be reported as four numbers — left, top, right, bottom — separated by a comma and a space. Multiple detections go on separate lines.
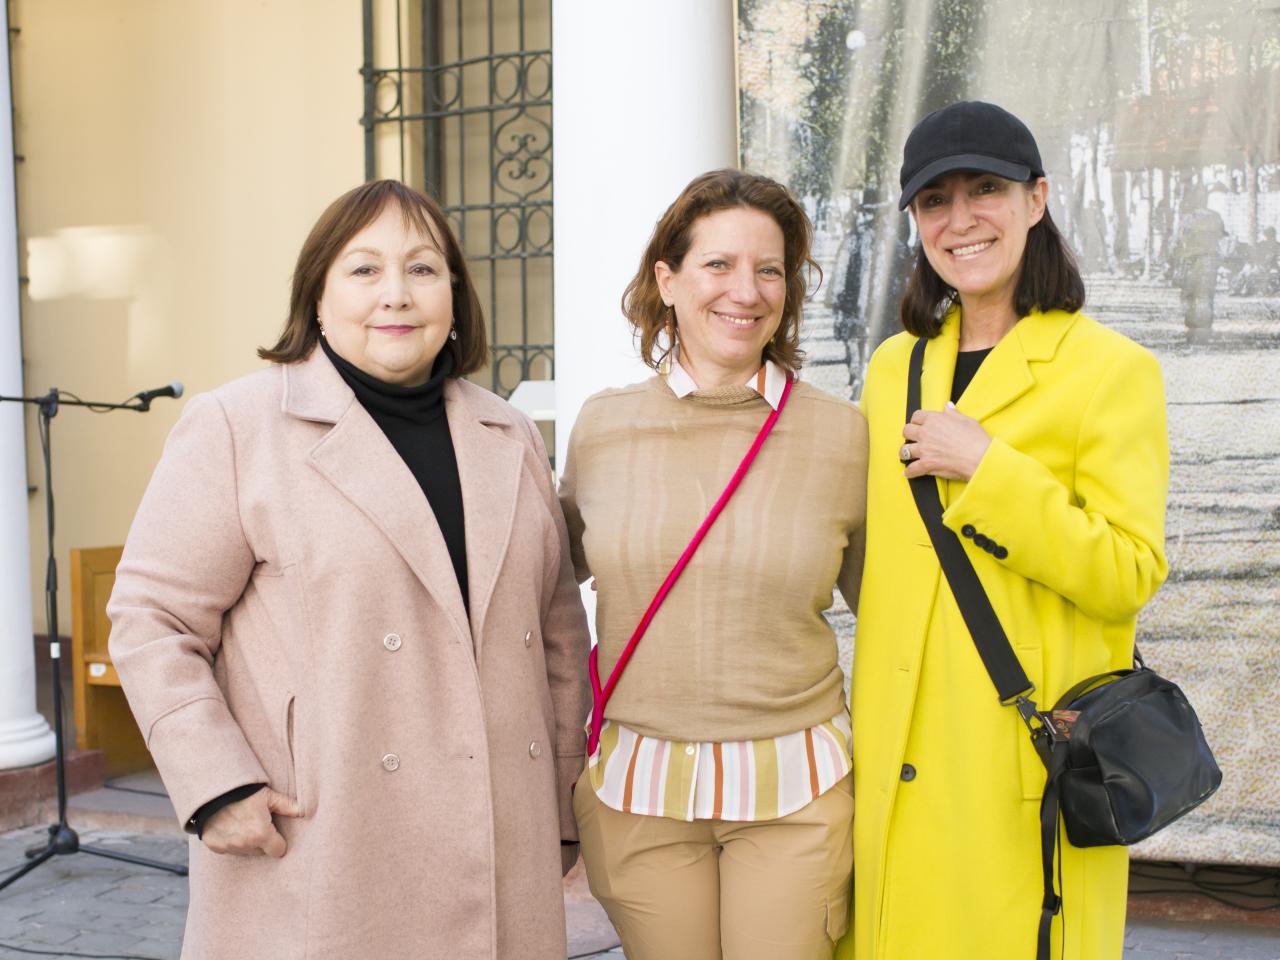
203, 787, 303, 858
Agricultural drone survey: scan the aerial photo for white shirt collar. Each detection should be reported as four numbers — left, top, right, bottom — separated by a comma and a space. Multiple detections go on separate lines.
665, 347, 788, 411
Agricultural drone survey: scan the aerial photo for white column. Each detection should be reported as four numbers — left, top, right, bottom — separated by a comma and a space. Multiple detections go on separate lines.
552, 1, 738, 636
0, 0, 56, 770
552, 0, 739, 467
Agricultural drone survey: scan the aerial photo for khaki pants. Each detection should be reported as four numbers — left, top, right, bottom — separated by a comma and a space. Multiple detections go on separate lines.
574, 773, 853, 960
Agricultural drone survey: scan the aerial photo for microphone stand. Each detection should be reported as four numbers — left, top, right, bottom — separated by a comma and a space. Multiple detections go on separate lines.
0, 386, 187, 892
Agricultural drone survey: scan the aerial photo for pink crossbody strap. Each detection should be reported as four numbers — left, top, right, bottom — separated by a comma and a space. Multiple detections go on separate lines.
586, 376, 795, 756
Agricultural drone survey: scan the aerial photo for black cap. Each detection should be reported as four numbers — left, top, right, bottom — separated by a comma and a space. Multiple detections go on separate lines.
898, 101, 1044, 210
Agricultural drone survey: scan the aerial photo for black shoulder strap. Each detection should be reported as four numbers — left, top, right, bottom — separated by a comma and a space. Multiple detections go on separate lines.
905, 336, 1034, 703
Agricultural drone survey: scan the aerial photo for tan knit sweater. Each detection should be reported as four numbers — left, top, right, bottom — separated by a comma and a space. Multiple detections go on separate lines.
559, 376, 868, 742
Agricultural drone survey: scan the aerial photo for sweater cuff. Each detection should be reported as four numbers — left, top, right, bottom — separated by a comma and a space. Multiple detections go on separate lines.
191, 783, 266, 838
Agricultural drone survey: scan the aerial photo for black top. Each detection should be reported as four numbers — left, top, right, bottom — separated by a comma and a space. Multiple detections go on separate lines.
320, 338, 470, 614
951, 347, 993, 403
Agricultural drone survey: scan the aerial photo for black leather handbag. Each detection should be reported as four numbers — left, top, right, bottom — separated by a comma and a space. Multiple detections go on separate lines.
1043, 663, 1221, 849
904, 337, 1221, 960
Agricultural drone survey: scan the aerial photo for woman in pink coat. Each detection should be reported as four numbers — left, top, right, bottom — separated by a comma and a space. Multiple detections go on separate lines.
108, 180, 590, 960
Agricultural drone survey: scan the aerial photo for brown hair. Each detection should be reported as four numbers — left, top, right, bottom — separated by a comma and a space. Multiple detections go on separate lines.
622, 169, 820, 375
899, 197, 1085, 338
259, 179, 487, 375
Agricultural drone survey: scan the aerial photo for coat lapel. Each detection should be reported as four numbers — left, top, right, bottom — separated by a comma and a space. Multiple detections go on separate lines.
284, 349, 472, 647
953, 309, 1078, 423
953, 331, 1034, 423
444, 380, 524, 658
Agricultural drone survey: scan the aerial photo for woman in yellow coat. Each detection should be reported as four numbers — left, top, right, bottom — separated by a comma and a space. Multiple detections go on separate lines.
840, 102, 1168, 959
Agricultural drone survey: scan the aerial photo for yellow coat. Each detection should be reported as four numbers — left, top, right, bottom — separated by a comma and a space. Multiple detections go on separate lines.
838, 308, 1168, 960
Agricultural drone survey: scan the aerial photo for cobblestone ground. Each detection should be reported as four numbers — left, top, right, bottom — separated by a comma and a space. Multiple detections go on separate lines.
1, 828, 1277, 958
0, 827, 623, 960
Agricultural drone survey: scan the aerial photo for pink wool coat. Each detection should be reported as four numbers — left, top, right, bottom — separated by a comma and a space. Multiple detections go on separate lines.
107, 347, 590, 960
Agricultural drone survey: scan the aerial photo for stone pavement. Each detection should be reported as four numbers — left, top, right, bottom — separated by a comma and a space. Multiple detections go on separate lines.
1125, 920, 1280, 959
0, 826, 622, 960
1, 827, 1278, 959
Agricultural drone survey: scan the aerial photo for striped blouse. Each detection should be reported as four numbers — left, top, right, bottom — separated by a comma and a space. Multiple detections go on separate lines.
583, 352, 852, 823
586, 711, 853, 822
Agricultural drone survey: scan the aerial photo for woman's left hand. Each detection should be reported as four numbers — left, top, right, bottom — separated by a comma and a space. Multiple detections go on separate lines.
901, 403, 992, 481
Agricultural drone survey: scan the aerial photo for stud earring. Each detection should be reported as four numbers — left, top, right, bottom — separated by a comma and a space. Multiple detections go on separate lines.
449, 326, 458, 341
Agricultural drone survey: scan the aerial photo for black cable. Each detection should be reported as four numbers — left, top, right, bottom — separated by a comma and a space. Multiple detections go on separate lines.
37, 410, 57, 672
101, 783, 168, 799
1135, 871, 1280, 894
53, 390, 133, 414
36, 409, 52, 550
1134, 862, 1280, 884
0, 943, 165, 960
1129, 861, 1280, 912
567, 948, 621, 959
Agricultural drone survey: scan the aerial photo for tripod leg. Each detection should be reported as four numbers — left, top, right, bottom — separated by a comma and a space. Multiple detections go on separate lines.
0, 847, 56, 893
79, 843, 188, 876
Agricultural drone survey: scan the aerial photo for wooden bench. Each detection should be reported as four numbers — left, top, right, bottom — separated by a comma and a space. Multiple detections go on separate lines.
70, 546, 153, 776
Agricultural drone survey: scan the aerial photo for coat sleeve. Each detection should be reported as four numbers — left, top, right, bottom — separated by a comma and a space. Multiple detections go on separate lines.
941, 345, 1169, 622
107, 393, 269, 829
519, 415, 591, 843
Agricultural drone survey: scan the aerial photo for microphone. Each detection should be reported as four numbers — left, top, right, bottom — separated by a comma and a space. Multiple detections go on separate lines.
133, 381, 184, 410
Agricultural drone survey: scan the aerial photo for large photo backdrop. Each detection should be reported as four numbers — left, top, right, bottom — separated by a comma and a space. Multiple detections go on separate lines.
738, 0, 1280, 865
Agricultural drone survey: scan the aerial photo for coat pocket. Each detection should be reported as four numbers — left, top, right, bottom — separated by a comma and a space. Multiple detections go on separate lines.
281, 694, 303, 812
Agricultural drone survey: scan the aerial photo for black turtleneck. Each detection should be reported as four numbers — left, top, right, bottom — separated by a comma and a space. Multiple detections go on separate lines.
320, 338, 469, 615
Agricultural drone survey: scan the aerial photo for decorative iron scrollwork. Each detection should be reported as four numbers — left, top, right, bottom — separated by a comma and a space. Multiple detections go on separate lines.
494, 111, 552, 200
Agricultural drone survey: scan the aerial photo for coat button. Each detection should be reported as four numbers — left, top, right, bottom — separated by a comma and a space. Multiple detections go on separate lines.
685, 744, 696, 756
383, 633, 402, 652
983, 540, 997, 554
973, 533, 990, 549
994, 546, 1009, 560
961, 524, 976, 538
524, 630, 533, 648
381, 753, 401, 772
900, 763, 917, 782
528, 741, 542, 759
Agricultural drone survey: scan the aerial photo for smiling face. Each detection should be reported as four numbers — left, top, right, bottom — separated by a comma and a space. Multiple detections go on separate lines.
654, 206, 787, 388
911, 172, 1048, 318
317, 204, 454, 386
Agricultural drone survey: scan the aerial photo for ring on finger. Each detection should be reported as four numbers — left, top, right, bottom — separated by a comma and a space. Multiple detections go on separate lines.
900, 443, 914, 462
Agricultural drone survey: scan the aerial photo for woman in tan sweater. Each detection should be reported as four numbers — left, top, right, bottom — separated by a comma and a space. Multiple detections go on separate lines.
559, 169, 868, 960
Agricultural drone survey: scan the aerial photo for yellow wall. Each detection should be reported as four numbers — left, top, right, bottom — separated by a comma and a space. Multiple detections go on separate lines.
13, 0, 365, 633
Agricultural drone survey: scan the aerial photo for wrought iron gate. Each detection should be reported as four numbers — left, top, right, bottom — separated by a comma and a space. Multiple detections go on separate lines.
361, 0, 553, 398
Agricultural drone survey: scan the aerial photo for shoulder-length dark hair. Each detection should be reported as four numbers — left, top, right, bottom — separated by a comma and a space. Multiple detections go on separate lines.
622, 168, 820, 375
259, 179, 488, 375
899, 202, 1085, 338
